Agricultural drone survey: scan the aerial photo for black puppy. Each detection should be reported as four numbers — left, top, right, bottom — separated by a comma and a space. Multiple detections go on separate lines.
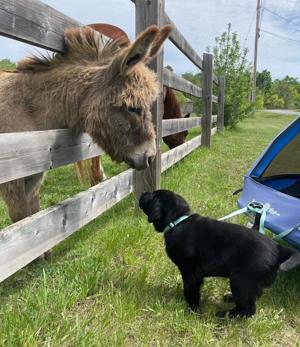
139, 189, 300, 318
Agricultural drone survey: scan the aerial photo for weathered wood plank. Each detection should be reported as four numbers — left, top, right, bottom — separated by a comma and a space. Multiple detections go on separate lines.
162, 117, 201, 137
212, 95, 218, 103
135, 0, 164, 199
164, 13, 203, 70
163, 14, 218, 84
0, 130, 104, 184
0, 0, 81, 52
181, 101, 194, 114
161, 134, 202, 172
201, 53, 213, 147
161, 125, 218, 172
161, 115, 215, 137
217, 76, 225, 132
0, 169, 134, 282
163, 68, 202, 98
116, 1, 220, 86
211, 127, 217, 136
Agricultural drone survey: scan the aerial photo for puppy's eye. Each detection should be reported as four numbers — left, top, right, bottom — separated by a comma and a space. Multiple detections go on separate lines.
127, 106, 142, 115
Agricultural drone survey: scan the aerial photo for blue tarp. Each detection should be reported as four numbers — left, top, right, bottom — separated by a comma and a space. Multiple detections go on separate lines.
238, 117, 300, 250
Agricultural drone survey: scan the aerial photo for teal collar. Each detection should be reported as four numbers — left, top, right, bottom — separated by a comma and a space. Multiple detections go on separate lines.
163, 215, 190, 233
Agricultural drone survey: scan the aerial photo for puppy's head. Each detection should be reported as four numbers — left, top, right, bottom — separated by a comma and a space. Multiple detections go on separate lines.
139, 189, 191, 232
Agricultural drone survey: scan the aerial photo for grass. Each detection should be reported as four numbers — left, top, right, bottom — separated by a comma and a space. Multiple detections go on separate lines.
0, 111, 299, 346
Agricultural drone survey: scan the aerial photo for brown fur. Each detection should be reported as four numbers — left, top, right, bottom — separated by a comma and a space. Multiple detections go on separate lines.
87, 23, 130, 46
162, 87, 190, 149
75, 87, 190, 186
0, 24, 172, 222
75, 24, 188, 186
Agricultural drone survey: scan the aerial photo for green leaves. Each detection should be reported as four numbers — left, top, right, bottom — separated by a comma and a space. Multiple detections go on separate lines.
210, 24, 253, 128
0, 59, 16, 71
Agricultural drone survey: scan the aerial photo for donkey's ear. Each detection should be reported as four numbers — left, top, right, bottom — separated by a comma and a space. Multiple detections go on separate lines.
148, 24, 172, 59
119, 25, 159, 74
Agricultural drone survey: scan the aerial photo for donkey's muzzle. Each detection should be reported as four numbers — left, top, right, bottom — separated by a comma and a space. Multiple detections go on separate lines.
125, 151, 156, 170
125, 139, 156, 170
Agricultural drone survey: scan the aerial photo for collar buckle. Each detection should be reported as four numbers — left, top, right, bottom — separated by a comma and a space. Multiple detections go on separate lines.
163, 215, 190, 233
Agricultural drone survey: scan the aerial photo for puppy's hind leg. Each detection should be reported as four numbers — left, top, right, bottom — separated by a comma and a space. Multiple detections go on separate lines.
181, 271, 203, 312
217, 273, 260, 318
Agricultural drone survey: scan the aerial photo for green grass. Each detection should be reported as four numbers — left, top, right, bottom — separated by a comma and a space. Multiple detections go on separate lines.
0, 112, 299, 347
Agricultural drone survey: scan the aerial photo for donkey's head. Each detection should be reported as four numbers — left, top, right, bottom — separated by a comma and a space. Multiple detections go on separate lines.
79, 25, 172, 169
17, 25, 171, 170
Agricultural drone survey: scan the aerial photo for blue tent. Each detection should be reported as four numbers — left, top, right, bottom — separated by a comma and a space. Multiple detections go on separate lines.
238, 116, 300, 250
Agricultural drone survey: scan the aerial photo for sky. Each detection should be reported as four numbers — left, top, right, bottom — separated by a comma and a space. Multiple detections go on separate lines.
1, 0, 300, 80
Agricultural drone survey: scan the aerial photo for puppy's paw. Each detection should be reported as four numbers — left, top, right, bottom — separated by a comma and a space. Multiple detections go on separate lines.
216, 307, 254, 319
187, 304, 201, 314
215, 309, 229, 318
216, 307, 241, 319
223, 292, 234, 303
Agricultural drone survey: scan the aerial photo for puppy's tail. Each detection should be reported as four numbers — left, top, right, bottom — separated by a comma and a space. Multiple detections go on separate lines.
279, 248, 300, 272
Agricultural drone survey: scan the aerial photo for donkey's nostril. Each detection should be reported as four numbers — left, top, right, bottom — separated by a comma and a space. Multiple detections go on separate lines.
125, 151, 156, 170
147, 155, 155, 166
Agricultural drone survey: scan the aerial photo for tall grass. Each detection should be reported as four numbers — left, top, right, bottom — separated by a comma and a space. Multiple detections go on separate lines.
0, 112, 299, 346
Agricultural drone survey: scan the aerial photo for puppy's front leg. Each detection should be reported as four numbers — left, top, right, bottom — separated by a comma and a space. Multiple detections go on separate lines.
182, 272, 203, 312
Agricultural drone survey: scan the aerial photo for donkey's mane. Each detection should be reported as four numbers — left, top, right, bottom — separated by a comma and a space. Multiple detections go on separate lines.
17, 27, 128, 72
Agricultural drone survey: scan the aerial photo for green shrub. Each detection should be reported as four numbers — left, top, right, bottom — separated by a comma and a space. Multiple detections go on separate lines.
210, 24, 253, 128
265, 94, 285, 109
255, 92, 264, 110
0, 59, 16, 71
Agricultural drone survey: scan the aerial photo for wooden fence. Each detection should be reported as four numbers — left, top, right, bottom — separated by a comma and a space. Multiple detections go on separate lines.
0, 0, 225, 282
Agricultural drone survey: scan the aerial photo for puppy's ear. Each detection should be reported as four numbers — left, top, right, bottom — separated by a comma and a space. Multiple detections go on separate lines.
147, 205, 161, 223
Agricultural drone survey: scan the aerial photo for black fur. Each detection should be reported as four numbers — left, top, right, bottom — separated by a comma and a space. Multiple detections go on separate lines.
139, 189, 300, 318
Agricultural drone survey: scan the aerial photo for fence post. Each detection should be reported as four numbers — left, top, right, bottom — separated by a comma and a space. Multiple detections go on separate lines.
217, 76, 225, 132
134, 0, 164, 201
201, 53, 213, 147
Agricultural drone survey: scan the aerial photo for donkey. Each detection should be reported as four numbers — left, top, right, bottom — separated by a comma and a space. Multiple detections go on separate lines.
162, 86, 190, 149
0, 24, 172, 222
75, 86, 191, 186
74, 24, 189, 186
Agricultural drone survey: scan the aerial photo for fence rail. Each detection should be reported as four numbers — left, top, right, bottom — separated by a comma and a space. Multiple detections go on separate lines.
0, 169, 134, 282
163, 68, 202, 98
0, 0, 225, 282
163, 13, 203, 71
162, 115, 217, 137
0, 130, 104, 185
0, 0, 81, 52
164, 13, 219, 85
162, 117, 202, 137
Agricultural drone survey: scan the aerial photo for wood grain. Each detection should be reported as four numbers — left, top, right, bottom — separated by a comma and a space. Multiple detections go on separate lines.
0, 130, 104, 184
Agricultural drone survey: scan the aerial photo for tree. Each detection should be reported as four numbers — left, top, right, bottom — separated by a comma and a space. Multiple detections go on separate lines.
255, 90, 264, 110
265, 94, 284, 109
165, 65, 174, 72
272, 76, 299, 109
0, 59, 16, 71
255, 71, 300, 109
209, 24, 253, 127
256, 69, 272, 94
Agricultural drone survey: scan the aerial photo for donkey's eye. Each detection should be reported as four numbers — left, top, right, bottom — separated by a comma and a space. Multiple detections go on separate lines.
127, 106, 142, 115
